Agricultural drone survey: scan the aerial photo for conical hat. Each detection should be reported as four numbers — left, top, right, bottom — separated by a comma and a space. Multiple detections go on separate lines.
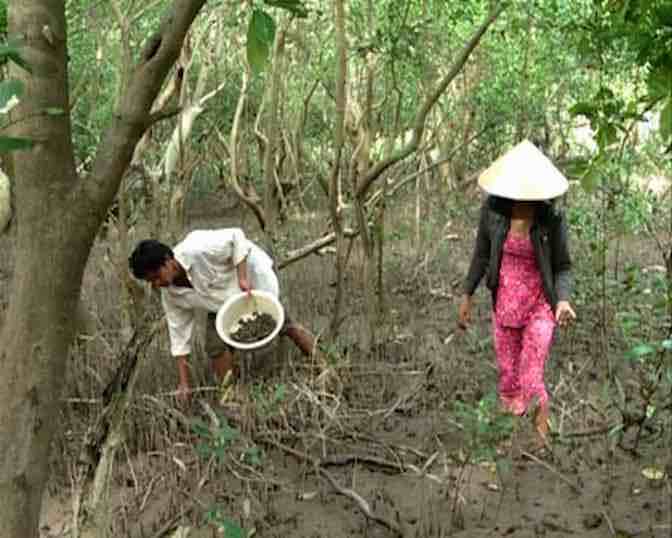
478, 140, 568, 201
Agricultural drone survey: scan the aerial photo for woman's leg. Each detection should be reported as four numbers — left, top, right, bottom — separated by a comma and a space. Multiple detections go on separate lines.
492, 321, 525, 415
519, 316, 555, 443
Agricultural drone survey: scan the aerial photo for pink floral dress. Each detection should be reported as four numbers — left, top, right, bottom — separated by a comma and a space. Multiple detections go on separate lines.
493, 231, 556, 415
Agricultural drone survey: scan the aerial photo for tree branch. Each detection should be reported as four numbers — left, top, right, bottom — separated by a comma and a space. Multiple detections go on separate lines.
277, 228, 359, 270
81, 0, 209, 226
355, 4, 505, 200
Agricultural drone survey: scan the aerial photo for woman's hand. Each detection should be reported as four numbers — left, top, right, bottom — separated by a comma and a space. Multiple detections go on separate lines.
555, 301, 576, 327
458, 295, 473, 329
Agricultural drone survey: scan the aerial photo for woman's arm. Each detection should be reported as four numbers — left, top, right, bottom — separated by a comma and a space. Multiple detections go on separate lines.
550, 210, 576, 325
462, 202, 491, 297
550, 210, 572, 302
459, 202, 491, 328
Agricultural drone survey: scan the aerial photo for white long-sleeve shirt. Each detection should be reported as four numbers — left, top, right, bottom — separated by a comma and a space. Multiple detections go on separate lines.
161, 228, 278, 356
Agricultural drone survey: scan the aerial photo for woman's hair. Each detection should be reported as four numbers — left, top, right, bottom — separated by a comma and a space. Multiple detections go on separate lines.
128, 240, 174, 280
487, 195, 559, 224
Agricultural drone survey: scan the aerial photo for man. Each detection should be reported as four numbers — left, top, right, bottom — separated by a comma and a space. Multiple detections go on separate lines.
129, 228, 314, 403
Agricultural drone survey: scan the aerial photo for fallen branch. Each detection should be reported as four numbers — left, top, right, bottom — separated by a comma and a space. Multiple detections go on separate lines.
551, 424, 621, 438
258, 437, 406, 537
321, 467, 404, 536
321, 453, 405, 473
521, 451, 582, 494
277, 228, 359, 269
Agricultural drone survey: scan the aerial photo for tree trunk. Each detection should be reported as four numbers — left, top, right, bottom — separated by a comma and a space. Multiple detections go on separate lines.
0, 2, 207, 536
328, 0, 347, 339
0, 5, 82, 535
262, 23, 288, 238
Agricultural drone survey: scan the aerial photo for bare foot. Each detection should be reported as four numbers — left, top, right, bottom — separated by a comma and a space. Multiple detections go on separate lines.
533, 404, 550, 450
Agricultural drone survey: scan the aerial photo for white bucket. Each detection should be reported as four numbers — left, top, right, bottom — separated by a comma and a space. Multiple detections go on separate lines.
215, 290, 285, 351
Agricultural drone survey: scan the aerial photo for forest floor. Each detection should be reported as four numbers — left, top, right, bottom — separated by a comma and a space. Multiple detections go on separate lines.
2, 190, 670, 538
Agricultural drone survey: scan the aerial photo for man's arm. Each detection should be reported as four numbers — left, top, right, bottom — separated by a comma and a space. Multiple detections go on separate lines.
236, 256, 251, 292
161, 292, 196, 403
175, 354, 191, 403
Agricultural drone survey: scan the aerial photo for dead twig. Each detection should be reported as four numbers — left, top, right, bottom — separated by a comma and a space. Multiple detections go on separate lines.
601, 509, 616, 536
521, 451, 582, 494
257, 437, 406, 537
321, 453, 405, 473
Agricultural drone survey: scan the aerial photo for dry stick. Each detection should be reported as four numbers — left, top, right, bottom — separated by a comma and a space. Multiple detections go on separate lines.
346, 431, 428, 460
520, 451, 582, 494
258, 437, 405, 537
321, 453, 405, 473
601, 510, 617, 536
277, 228, 359, 269
552, 423, 621, 438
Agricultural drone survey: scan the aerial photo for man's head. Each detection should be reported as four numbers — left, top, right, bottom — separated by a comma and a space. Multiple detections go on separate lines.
129, 239, 180, 288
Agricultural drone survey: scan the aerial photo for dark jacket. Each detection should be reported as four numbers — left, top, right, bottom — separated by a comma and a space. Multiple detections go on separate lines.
462, 196, 572, 309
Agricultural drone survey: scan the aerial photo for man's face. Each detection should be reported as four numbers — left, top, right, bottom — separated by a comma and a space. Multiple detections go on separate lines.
145, 259, 179, 289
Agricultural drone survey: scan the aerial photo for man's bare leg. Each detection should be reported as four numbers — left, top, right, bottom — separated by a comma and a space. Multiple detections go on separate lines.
284, 323, 315, 356
211, 349, 237, 381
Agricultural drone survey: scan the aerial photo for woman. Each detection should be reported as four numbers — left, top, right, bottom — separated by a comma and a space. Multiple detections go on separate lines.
458, 140, 576, 448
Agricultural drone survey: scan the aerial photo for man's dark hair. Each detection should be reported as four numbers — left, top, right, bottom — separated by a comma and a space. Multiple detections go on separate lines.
129, 240, 174, 280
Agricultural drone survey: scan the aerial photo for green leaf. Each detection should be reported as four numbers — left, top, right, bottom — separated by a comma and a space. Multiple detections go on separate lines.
0, 43, 31, 72
661, 339, 672, 350
660, 97, 672, 141
627, 343, 656, 359
273, 383, 286, 403
580, 166, 601, 193
264, 0, 308, 18
243, 446, 262, 466
562, 157, 590, 180
190, 418, 211, 437
647, 64, 672, 100
596, 124, 618, 149
0, 79, 23, 111
44, 107, 65, 116
0, 136, 33, 153
221, 519, 247, 538
569, 102, 596, 119
246, 9, 276, 75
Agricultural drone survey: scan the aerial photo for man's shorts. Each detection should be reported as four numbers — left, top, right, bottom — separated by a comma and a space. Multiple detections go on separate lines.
206, 312, 232, 358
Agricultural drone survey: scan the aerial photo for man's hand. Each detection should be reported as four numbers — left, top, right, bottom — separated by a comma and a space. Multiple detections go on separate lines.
555, 300, 576, 327
236, 258, 252, 295
175, 355, 191, 406
238, 276, 252, 295
458, 295, 473, 329
176, 380, 192, 406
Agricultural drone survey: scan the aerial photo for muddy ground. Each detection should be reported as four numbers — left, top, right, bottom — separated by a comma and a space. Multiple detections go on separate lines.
2, 189, 671, 537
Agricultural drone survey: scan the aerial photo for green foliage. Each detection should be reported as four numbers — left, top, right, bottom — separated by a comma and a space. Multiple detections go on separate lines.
251, 382, 286, 418
0, 43, 33, 153
572, 0, 672, 148
0, 136, 33, 152
205, 508, 248, 538
191, 415, 240, 461
0, 42, 31, 72
0, 0, 6, 38
0, 79, 23, 111
247, 9, 276, 75
264, 0, 308, 18
242, 445, 263, 467
454, 393, 514, 462
660, 98, 672, 140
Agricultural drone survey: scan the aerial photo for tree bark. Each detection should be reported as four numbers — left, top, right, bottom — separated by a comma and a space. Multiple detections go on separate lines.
0, 2, 207, 537
328, 0, 347, 339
